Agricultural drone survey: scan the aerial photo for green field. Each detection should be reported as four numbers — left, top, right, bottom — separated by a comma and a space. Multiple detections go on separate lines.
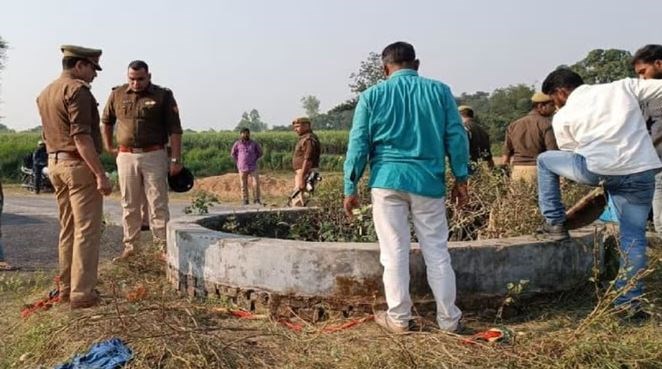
0, 131, 350, 181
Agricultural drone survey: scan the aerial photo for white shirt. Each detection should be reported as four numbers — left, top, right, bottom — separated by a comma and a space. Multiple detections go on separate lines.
553, 78, 662, 175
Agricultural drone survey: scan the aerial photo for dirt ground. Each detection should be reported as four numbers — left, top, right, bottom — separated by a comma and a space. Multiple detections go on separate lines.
194, 173, 294, 202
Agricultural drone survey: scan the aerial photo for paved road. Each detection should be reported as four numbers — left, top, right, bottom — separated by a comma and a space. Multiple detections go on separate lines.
1, 191, 191, 270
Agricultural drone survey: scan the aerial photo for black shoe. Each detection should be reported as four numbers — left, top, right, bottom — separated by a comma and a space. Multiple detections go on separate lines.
140, 224, 150, 231
536, 222, 570, 241
254, 200, 262, 205
242, 200, 249, 205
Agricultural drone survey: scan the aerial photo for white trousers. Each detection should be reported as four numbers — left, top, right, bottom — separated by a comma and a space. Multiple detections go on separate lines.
371, 188, 462, 331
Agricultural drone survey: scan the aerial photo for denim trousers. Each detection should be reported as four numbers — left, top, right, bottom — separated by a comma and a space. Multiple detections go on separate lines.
371, 188, 462, 331
537, 151, 656, 306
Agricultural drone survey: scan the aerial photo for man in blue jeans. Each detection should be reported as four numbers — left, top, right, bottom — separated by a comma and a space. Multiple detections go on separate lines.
537, 69, 662, 321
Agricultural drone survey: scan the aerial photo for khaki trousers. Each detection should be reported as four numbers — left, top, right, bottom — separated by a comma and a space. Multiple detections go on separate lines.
239, 170, 261, 202
117, 150, 169, 252
48, 158, 102, 303
511, 165, 537, 184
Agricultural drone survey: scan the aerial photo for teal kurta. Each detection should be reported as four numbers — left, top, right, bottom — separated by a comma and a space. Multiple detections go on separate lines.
344, 69, 469, 198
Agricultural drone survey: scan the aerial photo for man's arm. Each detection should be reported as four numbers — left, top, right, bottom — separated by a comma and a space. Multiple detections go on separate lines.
230, 142, 238, 162
101, 124, 116, 156
632, 78, 662, 104
169, 133, 183, 176
502, 127, 513, 166
100, 90, 117, 155
73, 134, 111, 195
543, 125, 559, 151
442, 86, 469, 206
67, 86, 111, 195
552, 115, 578, 151
256, 142, 263, 159
342, 94, 371, 217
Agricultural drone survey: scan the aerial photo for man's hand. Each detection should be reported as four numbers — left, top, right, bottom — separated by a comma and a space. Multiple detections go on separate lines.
451, 182, 469, 208
343, 195, 360, 219
169, 163, 183, 176
97, 174, 112, 196
107, 147, 119, 157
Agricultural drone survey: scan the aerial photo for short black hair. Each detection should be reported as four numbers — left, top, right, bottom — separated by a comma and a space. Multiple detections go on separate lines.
240, 128, 250, 134
541, 69, 584, 95
459, 108, 474, 118
632, 44, 662, 66
128, 60, 149, 72
62, 56, 88, 70
381, 42, 416, 65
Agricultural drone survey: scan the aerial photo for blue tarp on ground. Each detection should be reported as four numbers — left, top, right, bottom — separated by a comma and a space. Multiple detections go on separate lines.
54, 337, 132, 369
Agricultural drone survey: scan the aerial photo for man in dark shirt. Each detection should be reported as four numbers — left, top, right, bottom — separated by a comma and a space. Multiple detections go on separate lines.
291, 117, 321, 206
102, 60, 184, 260
502, 92, 558, 183
458, 106, 494, 170
32, 140, 48, 193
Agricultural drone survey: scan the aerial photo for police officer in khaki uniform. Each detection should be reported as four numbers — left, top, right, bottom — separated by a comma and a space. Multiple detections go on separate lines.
501, 92, 558, 183
291, 117, 321, 206
101, 60, 183, 260
36, 45, 112, 309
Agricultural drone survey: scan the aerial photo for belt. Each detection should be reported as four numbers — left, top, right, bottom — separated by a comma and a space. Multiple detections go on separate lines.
118, 144, 164, 153
48, 151, 82, 160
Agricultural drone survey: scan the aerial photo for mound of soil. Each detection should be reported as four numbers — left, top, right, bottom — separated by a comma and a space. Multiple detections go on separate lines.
195, 173, 292, 202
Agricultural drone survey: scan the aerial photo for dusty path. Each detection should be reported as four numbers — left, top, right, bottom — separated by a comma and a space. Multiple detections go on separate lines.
1, 191, 191, 270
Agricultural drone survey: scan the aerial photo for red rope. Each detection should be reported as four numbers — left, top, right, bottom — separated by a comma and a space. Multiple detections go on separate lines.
20, 276, 61, 319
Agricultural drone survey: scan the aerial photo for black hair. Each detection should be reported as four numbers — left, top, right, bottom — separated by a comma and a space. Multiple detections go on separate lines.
240, 128, 250, 134
381, 41, 416, 66
632, 44, 662, 66
62, 56, 88, 70
541, 69, 584, 95
459, 108, 474, 118
128, 60, 149, 72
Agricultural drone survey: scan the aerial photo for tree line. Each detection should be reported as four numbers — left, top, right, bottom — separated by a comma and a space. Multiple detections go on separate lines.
235, 48, 636, 144
0, 35, 636, 142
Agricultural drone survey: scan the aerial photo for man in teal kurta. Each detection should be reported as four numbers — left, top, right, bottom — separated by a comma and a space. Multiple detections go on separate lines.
343, 41, 469, 333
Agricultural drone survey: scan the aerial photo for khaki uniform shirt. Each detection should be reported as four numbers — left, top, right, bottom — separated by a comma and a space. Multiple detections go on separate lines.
503, 110, 558, 166
36, 72, 102, 154
101, 83, 183, 147
292, 132, 321, 170
464, 119, 492, 163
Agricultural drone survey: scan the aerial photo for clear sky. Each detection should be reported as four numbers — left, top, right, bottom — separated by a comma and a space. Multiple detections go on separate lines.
0, 0, 658, 131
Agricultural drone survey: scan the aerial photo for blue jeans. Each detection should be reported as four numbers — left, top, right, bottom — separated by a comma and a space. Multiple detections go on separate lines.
537, 151, 656, 306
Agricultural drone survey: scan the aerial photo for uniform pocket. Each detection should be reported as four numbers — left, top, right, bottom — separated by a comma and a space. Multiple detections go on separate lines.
67, 162, 96, 188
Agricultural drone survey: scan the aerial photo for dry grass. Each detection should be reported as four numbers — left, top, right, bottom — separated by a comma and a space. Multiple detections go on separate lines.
0, 171, 660, 368
0, 238, 660, 369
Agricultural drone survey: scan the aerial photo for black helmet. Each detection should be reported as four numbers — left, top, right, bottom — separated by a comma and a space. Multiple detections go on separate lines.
168, 167, 194, 193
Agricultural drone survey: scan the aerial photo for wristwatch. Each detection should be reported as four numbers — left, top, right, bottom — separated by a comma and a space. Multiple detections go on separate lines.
170, 157, 181, 164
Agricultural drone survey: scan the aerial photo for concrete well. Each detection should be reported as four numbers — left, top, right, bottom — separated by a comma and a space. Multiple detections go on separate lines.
167, 208, 601, 315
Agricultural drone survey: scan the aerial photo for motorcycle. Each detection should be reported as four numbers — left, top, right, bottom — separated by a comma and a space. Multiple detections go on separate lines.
20, 165, 54, 193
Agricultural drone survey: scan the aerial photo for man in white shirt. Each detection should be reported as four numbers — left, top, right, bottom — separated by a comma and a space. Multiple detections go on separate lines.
536, 69, 662, 320
632, 45, 662, 234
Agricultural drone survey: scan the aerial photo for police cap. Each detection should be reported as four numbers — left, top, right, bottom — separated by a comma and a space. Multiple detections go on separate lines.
60, 45, 103, 71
